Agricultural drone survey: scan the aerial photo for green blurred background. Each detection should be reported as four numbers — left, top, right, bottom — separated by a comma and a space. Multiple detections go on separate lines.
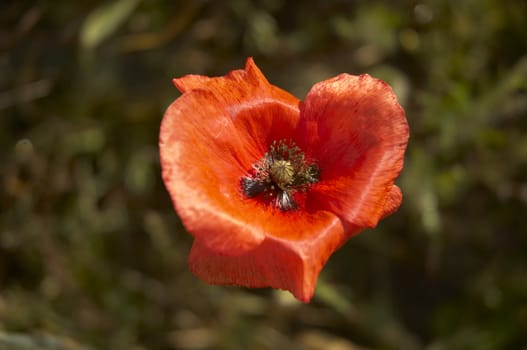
1, 0, 526, 349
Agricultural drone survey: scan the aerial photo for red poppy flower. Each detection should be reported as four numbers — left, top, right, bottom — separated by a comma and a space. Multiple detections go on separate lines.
159, 58, 408, 302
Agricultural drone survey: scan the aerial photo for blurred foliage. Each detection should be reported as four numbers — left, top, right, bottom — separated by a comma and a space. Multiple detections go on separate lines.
1, 0, 527, 349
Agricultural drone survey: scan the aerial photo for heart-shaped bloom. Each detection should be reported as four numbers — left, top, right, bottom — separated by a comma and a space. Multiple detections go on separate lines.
160, 58, 408, 302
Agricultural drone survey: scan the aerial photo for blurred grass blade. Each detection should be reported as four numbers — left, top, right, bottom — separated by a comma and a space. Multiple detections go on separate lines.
80, 0, 140, 50
315, 279, 356, 317
0, 332, 93, 350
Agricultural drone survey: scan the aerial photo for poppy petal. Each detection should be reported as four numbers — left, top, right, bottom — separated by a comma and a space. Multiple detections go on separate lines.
299, 74, 409, 229
188, 211, 344, 302
160, 60, 301, 256
173, 57, 299, 109
173, 58, 301, 167
160, 91, 264, 255
381, 185, 403, 219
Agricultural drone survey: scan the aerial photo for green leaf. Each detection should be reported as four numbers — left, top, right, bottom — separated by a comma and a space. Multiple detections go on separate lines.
80, 0, 140, 50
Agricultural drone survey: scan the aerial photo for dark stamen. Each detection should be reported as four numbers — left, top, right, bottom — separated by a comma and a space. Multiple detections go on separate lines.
241, 177, 267, 197
275, 191, 297, 211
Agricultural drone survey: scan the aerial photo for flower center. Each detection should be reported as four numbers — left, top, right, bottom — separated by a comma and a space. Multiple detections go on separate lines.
269, 160, 294, 189
241, 140, 319, 211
